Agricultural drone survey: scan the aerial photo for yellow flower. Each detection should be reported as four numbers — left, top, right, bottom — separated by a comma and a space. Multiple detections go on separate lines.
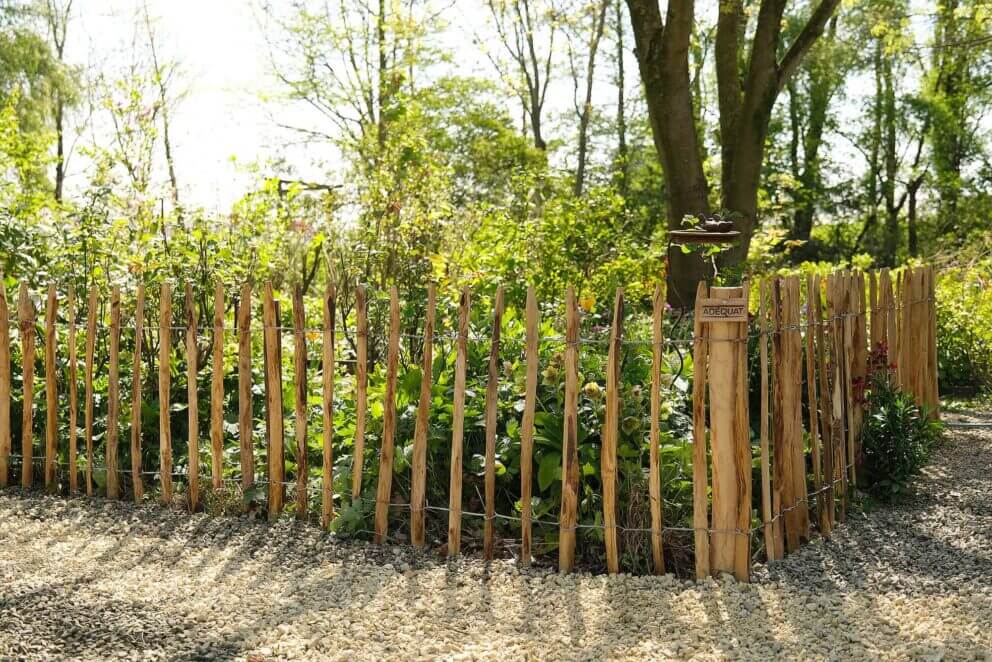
583, 381, 602, 400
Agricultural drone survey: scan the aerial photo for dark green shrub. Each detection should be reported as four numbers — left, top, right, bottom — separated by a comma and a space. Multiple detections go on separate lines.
860, 348, 943, 499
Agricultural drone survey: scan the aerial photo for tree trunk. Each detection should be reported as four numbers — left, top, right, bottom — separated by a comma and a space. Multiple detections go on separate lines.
627, 0, 711, 307
378, 0, 388, 151
908, 180, 919, 257
47, 0, 72, 203
143, 3, 180, 213
715, 0, 788, 266
787, 19, 836, 246
574, 0, 610, 197
627, 0, 840, 300
614, 0, 628, 196
881, 53, 898, 265
54, 99, 64, 202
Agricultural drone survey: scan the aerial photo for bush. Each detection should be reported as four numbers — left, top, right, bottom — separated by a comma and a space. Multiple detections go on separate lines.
859, 347, 943, 499
936, 262, 992, 395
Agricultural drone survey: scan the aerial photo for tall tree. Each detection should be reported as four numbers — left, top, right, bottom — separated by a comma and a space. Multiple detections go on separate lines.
783, 17, 846, 249
927, 0, 991, 233
485, 0, 559, 152
612, 0, 628, 196
0, 0, 75, 192
141, 2, 182, 214
43, 0, 72, 202
566, 0, 610, 196
625, 0, 841, 304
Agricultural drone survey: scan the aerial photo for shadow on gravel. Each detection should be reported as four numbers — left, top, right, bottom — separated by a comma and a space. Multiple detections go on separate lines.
1, 427, 990, 659
0, 587, 242, 660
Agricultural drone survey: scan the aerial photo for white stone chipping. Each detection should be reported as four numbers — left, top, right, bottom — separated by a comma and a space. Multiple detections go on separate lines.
1, 424, 990, 660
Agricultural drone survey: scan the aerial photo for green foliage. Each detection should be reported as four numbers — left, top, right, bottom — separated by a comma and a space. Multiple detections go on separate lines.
860, 353, 943, 499
935, 261, 992, 394
446, 177, 667, 308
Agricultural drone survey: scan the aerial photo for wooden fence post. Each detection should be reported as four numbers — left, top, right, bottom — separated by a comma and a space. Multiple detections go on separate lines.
558, 287, 580, 574
519, 287, 539, 566
211, 284, 225, 490
804, 275, 822, 535
736, 280, 751, 578
789, 278, 810, 537
410, 284, 435, 547
882, 269, 896, 361
185, 284, 200, 512
483, 286, 505, 561
921, 268, 928, 406
691, 281, 710, 580
912, 269, 923, 405
0, 278, 9, 489
812, 274, 834, 535
19, 284, 36, 489
447, 286, 470, 556
906, 269, 916, 399
84, 287, 97, 496
373, 286, 400, 543
237, 283, 253, 500
869, 270, 879, 351
263, 283, 284, 520
758, 280, 776, 559
321, 283, 337, 529
706, 285, 750, 580
107, 287, 121, 498
772, 278, 806, 553
648, 282, 666, 574
899, 271, 909, 391
928, 267, 940, 417
293, 286, 308, 520
904, 269, 915, 400
843, 274, 857, 489
351, 284, 367, 500
67, 286, 78, 494
826, 274, 847, 521
44, 285, 57, 490
853, 272, 868, 467
159, 283, 173, 504
130, 285, 145, 502
601, 289, 622, 574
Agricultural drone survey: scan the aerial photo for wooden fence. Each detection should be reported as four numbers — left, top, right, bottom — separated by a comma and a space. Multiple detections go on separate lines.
0, 265, 939, 579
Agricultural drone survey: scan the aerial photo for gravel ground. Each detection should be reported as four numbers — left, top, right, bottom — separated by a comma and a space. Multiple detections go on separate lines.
1, 425, 991, 661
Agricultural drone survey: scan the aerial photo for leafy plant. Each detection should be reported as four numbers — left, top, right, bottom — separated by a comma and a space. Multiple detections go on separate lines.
859, 345, 943, 498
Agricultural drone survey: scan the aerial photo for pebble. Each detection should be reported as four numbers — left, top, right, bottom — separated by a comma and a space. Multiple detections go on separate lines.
1, 427, 991, 660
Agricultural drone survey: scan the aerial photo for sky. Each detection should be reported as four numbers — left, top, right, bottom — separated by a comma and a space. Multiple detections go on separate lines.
55, 0, 942, 215
65, 0, 330, 210
61, 0, 525, 212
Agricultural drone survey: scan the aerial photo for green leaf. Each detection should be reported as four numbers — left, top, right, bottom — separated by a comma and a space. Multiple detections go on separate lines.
537, 452, 561, 491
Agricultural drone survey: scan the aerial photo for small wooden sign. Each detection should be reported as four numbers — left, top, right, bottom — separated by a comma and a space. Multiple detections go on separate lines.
699, 298, 748, 323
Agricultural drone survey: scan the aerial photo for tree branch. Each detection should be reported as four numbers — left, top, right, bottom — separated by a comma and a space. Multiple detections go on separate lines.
776, 0, 842, 92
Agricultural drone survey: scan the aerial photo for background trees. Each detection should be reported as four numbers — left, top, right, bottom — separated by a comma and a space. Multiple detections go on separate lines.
0, 0, 989, 305
0, 0, 990, 570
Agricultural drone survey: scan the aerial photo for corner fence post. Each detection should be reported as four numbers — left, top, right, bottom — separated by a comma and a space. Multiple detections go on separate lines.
700, 284, 751, 581
691, 282, 710, 580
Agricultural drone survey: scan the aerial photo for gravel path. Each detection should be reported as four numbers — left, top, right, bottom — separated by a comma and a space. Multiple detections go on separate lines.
1, 425, 991, 661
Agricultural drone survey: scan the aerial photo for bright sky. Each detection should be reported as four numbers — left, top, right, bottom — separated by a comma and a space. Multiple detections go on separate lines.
65, 0, 328, 210
62, 0, 521, 211
58, 0, 908, 215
